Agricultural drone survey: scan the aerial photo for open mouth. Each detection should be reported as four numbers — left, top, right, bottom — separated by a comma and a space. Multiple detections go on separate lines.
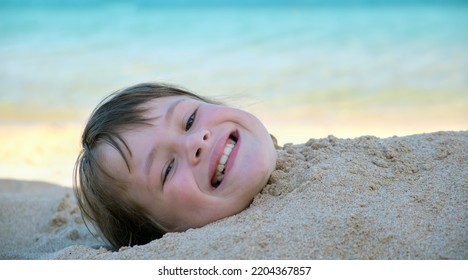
211, 131, 239, 188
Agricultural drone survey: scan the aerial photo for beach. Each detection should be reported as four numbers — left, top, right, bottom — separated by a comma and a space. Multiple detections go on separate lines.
1, 130, 467, 259
1, 2, 467, 185
0, 122, 83, 187
1, 0, 467, 261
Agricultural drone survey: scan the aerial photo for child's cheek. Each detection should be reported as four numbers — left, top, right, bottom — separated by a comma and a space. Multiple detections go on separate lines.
167, 176, 204, 212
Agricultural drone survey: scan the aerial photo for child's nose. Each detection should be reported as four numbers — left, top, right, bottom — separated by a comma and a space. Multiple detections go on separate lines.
185, 129, 210, 165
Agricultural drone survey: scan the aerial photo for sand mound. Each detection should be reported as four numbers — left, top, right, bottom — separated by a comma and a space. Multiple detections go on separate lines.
2, 131, 467, 259
0, 180, 103, 259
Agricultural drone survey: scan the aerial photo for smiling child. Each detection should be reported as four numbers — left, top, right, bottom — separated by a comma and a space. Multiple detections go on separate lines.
74, 83, 277, 248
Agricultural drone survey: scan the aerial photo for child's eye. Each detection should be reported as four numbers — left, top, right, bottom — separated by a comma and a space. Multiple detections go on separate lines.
163, 159, 174, 184
185, 109, 197, 131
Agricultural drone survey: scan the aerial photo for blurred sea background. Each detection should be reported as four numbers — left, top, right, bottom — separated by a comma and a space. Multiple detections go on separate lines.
1, 0, 467, 186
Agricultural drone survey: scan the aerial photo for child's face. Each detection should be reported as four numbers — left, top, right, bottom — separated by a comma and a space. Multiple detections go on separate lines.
101, 96, 277, 231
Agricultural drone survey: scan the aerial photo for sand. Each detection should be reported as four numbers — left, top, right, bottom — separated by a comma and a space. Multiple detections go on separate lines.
1, 130, 467, 260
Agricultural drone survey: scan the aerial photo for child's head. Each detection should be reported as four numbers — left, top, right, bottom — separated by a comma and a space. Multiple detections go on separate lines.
74, 83, 277, 248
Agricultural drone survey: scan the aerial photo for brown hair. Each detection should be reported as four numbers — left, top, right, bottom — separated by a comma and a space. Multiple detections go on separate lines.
74, 82, 216, 249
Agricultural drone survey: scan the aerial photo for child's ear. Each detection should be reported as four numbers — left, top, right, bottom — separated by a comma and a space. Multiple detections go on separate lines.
270, 134, 281, 149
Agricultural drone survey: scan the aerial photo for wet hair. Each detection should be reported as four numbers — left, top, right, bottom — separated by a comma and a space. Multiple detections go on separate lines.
74, 82, 216, 249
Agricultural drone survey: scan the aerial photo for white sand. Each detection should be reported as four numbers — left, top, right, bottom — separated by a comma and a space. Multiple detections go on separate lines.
1, 131, 467, 259
0, 180, 103, 259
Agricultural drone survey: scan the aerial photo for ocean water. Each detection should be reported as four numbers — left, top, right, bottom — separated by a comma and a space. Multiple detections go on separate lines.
1, 0, 467, 141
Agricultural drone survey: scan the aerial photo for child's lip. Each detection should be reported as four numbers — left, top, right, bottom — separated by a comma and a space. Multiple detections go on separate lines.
208, 130, 238, 190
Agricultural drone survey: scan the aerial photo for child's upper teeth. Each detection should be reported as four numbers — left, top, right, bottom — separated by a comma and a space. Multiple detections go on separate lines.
216, 140, 236, 179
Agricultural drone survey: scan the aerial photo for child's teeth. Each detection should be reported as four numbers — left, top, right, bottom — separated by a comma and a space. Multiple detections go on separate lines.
224, 143, 234, 154
214, 140, 237, 184
220, 155, 228, 164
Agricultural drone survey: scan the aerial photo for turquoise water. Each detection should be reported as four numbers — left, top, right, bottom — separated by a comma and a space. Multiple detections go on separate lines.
1, 1, 467, 136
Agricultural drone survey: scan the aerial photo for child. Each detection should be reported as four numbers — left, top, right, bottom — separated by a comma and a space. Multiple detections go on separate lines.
74, 83, 277, 249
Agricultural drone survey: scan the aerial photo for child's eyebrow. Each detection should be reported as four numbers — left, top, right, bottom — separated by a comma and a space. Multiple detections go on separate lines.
144, 98, 185, 182
164, 98, 185, 123
145, 145, 158, 178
